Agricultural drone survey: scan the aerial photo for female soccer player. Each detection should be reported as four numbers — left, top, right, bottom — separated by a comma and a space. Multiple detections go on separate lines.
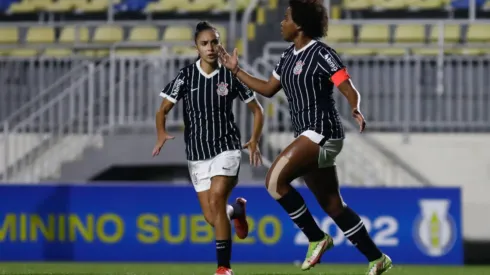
217, 1, 392, 274
152, 21, 264, 275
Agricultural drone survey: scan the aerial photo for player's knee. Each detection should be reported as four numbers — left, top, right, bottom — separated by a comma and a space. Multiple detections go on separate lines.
209, 191, 227, 216
266, 156, 290, 199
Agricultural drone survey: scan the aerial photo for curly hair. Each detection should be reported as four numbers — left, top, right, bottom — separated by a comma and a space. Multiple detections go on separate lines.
288, 0, 328, 39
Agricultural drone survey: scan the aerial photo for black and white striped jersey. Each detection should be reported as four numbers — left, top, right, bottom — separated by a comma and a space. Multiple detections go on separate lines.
273, 40, 349, 141
160, 59, 256, 161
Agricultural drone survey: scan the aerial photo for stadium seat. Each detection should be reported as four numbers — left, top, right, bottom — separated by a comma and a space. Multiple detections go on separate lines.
59, 26, 90, 43
216, 0, 252, 12
129, 26, 159, 42
358, 24, 390, 43
93, 25, 124, 43
372, 0, 407, 9
7, 0, 37, 13
115, 49, 146, 56
0, 27, 19, 44
144, 0, 180, 13
8, 49, 40, 57
181, 0, 221, 12
26, 26, 55, 44
163, 26, 193, 41
43, 48, 74, 57
44, 0, 77, 13
215, 25, 228, 46
336, 48, 375, 56
429, 24, 460, 43
394, 24, 425, 43
376, 48, 410, 56
342, 0, 373, 10
466, 24, 490, 43
324, 24, 354, 43
451, 48, 487, 55
406, 0, 445, 9
77, 0, 121, 13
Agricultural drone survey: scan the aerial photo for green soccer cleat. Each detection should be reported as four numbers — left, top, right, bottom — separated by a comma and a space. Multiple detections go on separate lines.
366, 254, 393, 275
301, 234, 334, 271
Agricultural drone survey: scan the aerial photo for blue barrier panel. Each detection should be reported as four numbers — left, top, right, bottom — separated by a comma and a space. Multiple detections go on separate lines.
0, 184, 462, 264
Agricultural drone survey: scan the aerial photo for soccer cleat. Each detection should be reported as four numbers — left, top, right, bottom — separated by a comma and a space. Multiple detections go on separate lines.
233, 197, 249, 239
366, 254, 393, 275
301, 234, 334, 270
215, 266, 234, 275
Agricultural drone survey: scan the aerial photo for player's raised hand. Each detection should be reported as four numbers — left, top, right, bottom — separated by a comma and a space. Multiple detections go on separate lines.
243, 139, 263, 167
352, 108, 366, 133
152, 133, 175, 157
217, 45, 238, 72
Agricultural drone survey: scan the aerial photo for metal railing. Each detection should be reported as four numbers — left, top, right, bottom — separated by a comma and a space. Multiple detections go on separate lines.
258, 45, 490, 140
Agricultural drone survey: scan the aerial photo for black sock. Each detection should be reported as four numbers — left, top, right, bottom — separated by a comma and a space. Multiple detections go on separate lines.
333, 206, 383, 262
229, 202, 244, 220
216, 239, 231, 268
277, 188, 325, 242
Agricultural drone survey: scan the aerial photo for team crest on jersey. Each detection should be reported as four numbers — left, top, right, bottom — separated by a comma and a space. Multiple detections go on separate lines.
216, 82, 229, 96
293, 61, 305, 75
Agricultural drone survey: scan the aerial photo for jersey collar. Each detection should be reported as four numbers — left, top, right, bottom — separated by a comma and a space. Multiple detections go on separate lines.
293, 39, 317, 55
196, 59, 221, 79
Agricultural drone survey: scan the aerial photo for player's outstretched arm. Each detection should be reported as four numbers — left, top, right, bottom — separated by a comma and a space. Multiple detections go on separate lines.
243, 99, 264, 167
217, 46, 281, 98
337, 79, 366, 133
152, 99, 176, 157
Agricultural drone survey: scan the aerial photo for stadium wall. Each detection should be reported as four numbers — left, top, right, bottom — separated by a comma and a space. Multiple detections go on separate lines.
371, 133, 490, 242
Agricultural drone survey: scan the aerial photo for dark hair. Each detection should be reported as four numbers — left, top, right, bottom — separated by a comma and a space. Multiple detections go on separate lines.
289, 0, 328, 39
194, 21, 218, 42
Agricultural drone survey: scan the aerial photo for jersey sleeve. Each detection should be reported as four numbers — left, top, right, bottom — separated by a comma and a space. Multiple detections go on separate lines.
272, 50, 288, 81
159, 70, 187, 103
317, 47, 350, 87
235, 77, 256, 103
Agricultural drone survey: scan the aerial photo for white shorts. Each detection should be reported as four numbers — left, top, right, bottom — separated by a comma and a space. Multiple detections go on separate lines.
300, 130, 343, 168
188, 150, 242, 192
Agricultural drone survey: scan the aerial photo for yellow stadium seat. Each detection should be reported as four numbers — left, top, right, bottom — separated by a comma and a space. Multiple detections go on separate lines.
77, 0, 120, 13
343, 0, 373, 10
324, 24, 354, 43
78, 50, 110, 58
466, 24, 490, 43
376, 48, 410, 56
43, 49, 73, 57
406, 0, 445, 9
394, 24, 425, 43
8, 49, 40, 57
26, 27, 55, 44
93, 25, 124, 43
484, 0, 490, 10
144, 0, 180, 13
450, 48, 487, 55
214, 25, 228, 46
336, 48, 375, 56
180, 0, 217, 12
115, 49, 145, 56
217, 0, 252, 12
0, 27, 19, 44
358, 25, 390, 43
430, 24, 460, 43
44, 0, 77, 12
128, 26, 159, 42
171, 46, 197, 55
59, 26, 90, 43
7, 0, 36, 13
372, 0, 407, 9
412, 48, 444, 56
163, 26, 193, 41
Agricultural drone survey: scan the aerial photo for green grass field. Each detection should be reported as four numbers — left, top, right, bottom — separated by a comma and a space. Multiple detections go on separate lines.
0, 263, 488, 275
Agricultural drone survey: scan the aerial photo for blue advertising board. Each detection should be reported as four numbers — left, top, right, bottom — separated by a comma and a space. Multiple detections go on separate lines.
0, 184, 462, 264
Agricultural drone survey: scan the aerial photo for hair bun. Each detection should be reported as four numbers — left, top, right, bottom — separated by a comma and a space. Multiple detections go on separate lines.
196, 21, 212, 31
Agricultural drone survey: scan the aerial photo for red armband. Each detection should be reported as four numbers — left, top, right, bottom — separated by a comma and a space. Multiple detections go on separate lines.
331, 68, 350, 87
